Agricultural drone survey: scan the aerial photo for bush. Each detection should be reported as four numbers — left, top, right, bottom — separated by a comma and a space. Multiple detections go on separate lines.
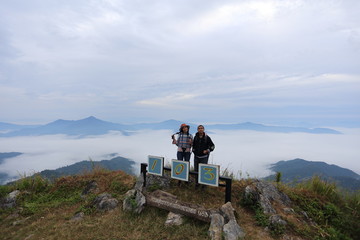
15, 174, 50, 193
0, 185, 12, 198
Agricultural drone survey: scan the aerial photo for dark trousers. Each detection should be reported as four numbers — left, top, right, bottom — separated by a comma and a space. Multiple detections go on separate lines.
194, 156, 209, 172
177, 151, 191, 162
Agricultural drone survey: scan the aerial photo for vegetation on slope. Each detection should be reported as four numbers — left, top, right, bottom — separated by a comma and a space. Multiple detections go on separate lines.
0, 168, 359, 240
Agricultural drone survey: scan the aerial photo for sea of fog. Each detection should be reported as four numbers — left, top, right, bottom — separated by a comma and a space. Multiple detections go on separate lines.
0, 128, 359, 182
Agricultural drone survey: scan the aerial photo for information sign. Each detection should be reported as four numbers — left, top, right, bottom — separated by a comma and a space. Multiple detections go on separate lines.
171, 160, 189, 181
148, 155, 164, 176
198, 163, 219, 186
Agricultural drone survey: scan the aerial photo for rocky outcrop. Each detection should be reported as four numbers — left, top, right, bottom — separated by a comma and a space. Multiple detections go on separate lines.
93, 193, 118, 211
145, 173, 171, 190
1, 190, 20, 209
243, 180, 292, 234
244, 180, 291, 214
123, 175, 146, 213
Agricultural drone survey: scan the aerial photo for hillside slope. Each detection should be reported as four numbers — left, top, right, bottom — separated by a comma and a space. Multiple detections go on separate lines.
0, 170, 359, 240
265, 158, 360, 191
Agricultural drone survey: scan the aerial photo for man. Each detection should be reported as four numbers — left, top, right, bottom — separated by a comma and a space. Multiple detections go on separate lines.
192, 125, 215, 172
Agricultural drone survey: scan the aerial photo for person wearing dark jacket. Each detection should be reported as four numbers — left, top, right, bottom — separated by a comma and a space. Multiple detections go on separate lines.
192, 125, 215, 172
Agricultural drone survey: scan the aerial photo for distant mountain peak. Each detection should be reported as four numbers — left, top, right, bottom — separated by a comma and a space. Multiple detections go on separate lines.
79, 116, 102, 122
83, 116, 97, 120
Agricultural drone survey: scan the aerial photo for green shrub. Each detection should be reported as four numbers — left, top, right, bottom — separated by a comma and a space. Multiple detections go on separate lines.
15, 174, 50, 193
275, 171, 282, 183
0, 185, 12, 198
110, 180, 130, 194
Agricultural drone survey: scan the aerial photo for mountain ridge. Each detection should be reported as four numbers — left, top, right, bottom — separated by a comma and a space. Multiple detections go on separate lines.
264, 158, 360, 191
0, 116, 342, 137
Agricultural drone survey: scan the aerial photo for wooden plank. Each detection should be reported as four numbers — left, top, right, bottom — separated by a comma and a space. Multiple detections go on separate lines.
145, 190, 218, 223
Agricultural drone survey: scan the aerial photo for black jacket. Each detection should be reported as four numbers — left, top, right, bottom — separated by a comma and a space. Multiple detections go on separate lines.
192, 133, 215, 157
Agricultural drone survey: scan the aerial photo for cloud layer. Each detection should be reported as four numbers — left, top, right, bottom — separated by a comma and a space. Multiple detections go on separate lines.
1, 128, 359, 182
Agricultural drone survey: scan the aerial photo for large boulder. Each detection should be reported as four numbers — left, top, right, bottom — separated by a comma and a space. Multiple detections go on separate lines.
244, 180, 291, 214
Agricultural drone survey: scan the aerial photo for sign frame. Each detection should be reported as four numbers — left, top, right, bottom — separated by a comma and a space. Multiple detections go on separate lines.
171, 159, 190, 181
148, 155, 164, 176
198, 163, 220, 187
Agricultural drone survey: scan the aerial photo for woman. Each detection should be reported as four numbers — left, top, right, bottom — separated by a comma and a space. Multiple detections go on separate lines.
172, 123, 193, 162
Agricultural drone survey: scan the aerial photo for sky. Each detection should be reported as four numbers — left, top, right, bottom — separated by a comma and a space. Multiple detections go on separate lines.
1, 128, 359, 183
0, 0, 360, 126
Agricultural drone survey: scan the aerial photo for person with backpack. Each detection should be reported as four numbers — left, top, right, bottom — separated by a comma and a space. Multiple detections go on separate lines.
192, 125, 215, 172
171, 123, 193, 162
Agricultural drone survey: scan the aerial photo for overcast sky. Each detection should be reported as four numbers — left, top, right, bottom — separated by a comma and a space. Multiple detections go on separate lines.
1, 0, 359, 126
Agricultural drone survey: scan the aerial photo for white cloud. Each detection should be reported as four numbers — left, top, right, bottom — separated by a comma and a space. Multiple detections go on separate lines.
0, 129, 359, 183
137, 93, 198, 108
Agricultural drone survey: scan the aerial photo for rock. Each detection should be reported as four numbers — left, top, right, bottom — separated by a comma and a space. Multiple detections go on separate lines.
165, 212, 183, 226
70, 212, 84, 222
282, 235, 307, 240
134, 174, 144, 192
208, 213, 225, 240
244, 180, 291, 214
123, 189, 146, 214
24, 234, 34, 240
145, 173, 171, 191
1, 190, 20, 209
219, 202, 246, 240
123, 174, 147, 213
223, 220, 246, 240
93, 193, 118, 211
269, 214, 287, 226
220, 202, 236, 222
283, 208, 295, 214
12, 216, 30, 226
81, 180, 99, 198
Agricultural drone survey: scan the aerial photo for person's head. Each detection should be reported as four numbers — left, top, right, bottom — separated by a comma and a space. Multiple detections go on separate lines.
197, 125, 205, 134
180, 123, 189, 133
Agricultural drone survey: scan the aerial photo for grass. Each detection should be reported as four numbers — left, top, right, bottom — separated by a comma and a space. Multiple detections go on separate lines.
1, 169, 359, 240
282, 176, 360, 240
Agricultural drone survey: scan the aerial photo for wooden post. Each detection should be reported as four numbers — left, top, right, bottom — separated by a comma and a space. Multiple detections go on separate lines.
141, 163, 147, 187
